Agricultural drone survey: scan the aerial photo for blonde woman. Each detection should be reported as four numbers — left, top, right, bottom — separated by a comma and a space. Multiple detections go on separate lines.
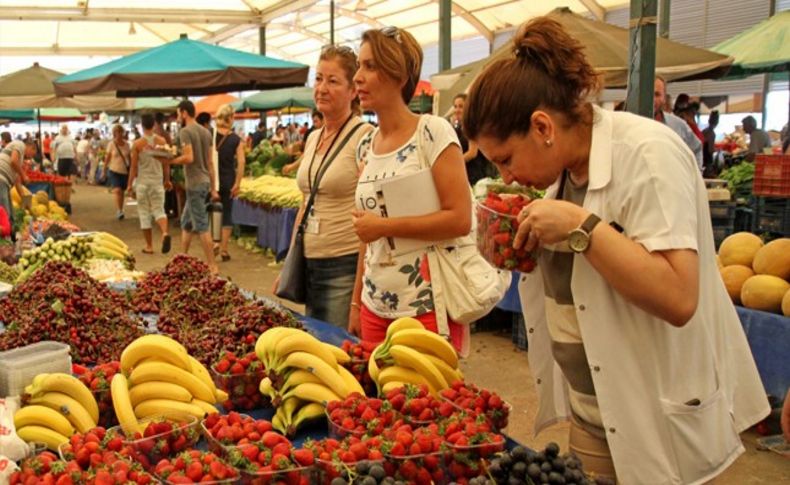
214, 104, 246, 260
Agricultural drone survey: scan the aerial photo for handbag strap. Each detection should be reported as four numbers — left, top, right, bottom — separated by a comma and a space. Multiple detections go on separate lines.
297, 121, 365, 233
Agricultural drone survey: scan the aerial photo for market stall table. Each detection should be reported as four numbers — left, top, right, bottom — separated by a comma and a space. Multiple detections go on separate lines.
231, 198, 297, 260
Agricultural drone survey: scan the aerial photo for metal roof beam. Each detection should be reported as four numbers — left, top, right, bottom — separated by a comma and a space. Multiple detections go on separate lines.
579, 0, 605, 20
259, 0, 319, 23
0, 7, 260, 24
0, 46, 143, 56
269, 22, 329, 44
431, 0, 492, 43
305, 5, 384, 29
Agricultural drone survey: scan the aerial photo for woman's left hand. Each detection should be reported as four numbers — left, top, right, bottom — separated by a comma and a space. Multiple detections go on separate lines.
352, 210, 386, 243
514, 199, 589, 251
231, 184, 240, 198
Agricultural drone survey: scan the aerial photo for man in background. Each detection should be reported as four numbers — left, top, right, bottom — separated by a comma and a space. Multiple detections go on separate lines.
742, 115, 771, 162
250, 121, 267, 149
653, 76, 702, 171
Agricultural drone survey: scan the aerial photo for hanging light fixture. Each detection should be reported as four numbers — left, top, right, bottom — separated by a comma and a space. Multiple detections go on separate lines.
128, 22, 137, 35
354, 0, 368, 12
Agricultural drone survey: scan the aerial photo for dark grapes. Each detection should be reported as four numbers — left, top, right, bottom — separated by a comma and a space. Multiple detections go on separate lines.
483, 442, 592, 485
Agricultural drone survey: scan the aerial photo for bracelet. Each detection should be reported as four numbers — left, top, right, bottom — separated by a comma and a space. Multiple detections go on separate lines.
350, 302, 361, 309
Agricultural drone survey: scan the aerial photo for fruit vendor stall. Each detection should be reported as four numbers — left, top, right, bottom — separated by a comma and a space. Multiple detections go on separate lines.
0, 252, 597, 484
232, 175, 302, 261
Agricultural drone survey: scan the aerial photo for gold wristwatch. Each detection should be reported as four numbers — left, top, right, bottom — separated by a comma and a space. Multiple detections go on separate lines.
568, 213, 601, 253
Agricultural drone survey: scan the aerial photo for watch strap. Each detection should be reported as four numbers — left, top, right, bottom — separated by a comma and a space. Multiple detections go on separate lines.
581, 213, 602, 234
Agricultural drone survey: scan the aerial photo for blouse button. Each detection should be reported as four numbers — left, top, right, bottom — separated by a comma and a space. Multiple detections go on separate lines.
609, 427, 616, 434
536, 378, 542, 384
593, 365, 601, 372
528, 328, 534, 334
578, 304, 586, 311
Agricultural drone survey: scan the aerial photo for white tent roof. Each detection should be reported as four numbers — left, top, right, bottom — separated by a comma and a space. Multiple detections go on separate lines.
0, 0, 628, 74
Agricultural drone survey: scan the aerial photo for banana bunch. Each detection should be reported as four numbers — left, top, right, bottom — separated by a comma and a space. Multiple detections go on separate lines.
17, 373, 99, 450
370, 318, 462, 396
255, 328, 362, 436
87, 232, 135, 269
112, 335, 227, 435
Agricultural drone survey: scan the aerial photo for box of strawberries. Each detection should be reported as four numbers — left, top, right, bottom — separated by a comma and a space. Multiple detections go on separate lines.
476, 192, 537, 273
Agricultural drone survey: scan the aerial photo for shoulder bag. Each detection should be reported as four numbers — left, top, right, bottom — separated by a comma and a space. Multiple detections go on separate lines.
413, 116, 511, 338
276, 118, 364, 303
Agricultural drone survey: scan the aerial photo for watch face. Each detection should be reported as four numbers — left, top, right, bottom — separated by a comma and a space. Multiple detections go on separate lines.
568, 229, 589, 253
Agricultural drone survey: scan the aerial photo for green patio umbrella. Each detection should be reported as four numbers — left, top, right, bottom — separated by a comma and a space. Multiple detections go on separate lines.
54, 35, 309, 98
713, 11, 790, 78
0, 109, 35, 122
234, 87, 315, 112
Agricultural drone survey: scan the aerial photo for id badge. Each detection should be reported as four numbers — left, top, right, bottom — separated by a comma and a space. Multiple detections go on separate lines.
305, 214, 320, 235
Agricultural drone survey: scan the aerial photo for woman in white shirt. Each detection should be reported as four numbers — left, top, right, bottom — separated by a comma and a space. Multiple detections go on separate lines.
463, 17, 768, 484
349, 27, 471, 351
52, 125, 77, 182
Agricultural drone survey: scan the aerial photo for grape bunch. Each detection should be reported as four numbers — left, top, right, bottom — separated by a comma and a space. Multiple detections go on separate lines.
471, 443, 596, 485
329, 460, 406, 485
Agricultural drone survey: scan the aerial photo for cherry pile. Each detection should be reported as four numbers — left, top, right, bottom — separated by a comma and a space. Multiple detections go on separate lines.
130, 255, 210, 314
0, 261, 143, 364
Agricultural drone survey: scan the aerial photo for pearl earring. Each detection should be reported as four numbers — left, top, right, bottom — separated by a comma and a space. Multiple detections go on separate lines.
545, 139, 553, 147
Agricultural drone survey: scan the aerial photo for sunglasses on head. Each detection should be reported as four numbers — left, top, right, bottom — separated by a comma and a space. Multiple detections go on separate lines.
380, 26, 402, 44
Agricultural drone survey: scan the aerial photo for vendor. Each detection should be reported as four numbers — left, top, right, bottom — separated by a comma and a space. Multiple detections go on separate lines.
0, 138, 35, 235
742, 115, 771, 161
463, 16, 768, 484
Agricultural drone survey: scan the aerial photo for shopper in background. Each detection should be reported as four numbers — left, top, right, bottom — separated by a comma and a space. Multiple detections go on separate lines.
452, 93, 491, 187
251, 120, 267, 149
742, 115, 771, 161
213, 104, 246, 262
282, 110, 327, 176
127, 114, 171, 255
350, 27, 470, 349
463, 16, 768, 483
101, 124, 131, 220
276, 45, 372, 329
702, 110, 720, 177
0, 138, 35, 234
0, 132, 11, 147
76, 134, 90, 180
653, 77, 703, 170
87, 131, 102, 184
168, 100, 220, 274
673, 94, 703, 142
154, 112, 172, 145
43, 132, 52, 161
53, 124, 77, 182
196, 112, 212, 130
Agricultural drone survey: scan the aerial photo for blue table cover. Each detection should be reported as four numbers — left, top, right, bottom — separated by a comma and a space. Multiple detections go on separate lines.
25, 182, 55, 200
231, 199, 297, 261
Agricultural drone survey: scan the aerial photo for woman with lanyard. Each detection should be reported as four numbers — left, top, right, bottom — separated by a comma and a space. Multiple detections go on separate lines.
102, 124, 132, 220
463, 17, 768, 484
276, 45, 372, 329
349, 27, 471, 351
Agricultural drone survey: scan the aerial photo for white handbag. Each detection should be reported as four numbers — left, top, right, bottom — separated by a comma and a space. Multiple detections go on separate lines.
413, 116, 511, 339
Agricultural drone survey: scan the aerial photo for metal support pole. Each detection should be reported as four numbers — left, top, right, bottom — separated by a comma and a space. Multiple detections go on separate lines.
439, 0, 452, 71
330, 0, 335, 45
760, 1, 776, 129
659, 0, 670, 38
258, 25, 266, 56
625, 0, 659, 118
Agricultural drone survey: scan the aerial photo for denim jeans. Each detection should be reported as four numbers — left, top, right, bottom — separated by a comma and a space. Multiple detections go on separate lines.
305, 253, 358, 329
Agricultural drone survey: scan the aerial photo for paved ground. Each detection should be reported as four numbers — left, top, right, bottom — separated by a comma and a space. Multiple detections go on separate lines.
69, 183, 788, 483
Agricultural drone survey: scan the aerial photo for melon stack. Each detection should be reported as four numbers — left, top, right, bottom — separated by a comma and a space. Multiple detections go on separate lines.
717, 232, 790, 316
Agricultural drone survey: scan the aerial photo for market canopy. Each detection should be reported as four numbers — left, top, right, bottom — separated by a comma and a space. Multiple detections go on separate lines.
53, 35, 310, 98
234, 87, 315, 112
712, 10, 790, 78
432, 7, 734, 114
0, 63, 127, 111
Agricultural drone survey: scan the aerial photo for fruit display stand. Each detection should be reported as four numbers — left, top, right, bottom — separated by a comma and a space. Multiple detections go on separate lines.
231, 198, 298, 261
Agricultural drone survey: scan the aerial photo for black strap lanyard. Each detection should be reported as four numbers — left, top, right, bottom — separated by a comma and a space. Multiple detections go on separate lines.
307, 114, 353, 193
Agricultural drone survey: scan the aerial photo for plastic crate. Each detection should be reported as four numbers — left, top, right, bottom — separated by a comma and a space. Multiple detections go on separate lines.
709, 201, 736, 222
753, 155, 790, 197
53, 183, 72, 205
0, 341, 71, 397
753, 197, 790, 237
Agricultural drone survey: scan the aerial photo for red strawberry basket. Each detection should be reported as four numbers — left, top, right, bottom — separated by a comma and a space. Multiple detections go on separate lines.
325, 408, 368, 440
210, 358, 269, 411
475, 193, 537, 273
113, 413, 201, 471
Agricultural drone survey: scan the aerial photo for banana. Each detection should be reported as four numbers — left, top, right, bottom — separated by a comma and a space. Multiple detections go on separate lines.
272, 409, 288, 434
129, 361, 215, 403
16, 425, 69, 452
388, 345, 448, 392
26, 373, 99, 424
291, 402, 325, 430
281, 382, 341, 406
381, 381, 408, 394
389, 328, 459, 369
191, 399, 219, 415
129, 381, 193, 407
215, 389, 229, 403
94, 232, 128, 250
111, 374, 142, 436
91, 238, 129, 256
277, 352, 349, 398
187, 355, 218, 404
259, 377, 276, 398
280, 370, 323, 394
281, 397, 301, 425
14, 405, 75, 437
273, 332, 338, 371
323, 343, 351, 365
377, 366, 438, 396
120, 335, 192, 374
29, 392, 96, 434
423, 354, 463, 386
385, 317, 425, 340
90, 244, 128, 261
368, 346, 382, 383
337, 365, 365, 396
255, 327, 304, 368
133, 399, 207, 420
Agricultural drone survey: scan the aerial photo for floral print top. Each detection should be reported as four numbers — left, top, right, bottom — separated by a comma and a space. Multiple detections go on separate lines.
354, 115, 460, 318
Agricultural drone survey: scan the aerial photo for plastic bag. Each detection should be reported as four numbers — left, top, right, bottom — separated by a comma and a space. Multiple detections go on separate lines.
0, 454, 19, 481
0, 398, 30, 462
